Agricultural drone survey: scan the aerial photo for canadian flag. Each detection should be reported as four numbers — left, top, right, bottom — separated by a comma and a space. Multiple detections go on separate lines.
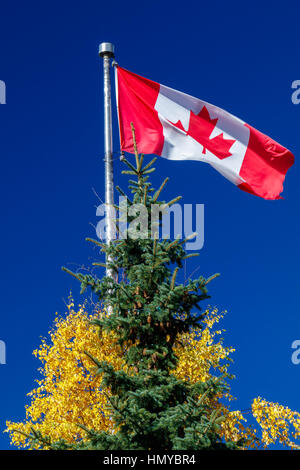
116, 66, 294, 200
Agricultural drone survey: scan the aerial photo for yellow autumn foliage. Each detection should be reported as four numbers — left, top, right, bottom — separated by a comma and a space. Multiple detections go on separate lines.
5, 300, 300, 449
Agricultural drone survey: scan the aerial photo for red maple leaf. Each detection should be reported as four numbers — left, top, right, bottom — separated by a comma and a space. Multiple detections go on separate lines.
172, 106, 235, 160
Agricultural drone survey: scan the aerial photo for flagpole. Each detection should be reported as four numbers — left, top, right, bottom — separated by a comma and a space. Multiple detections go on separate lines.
99, 42, 115, 280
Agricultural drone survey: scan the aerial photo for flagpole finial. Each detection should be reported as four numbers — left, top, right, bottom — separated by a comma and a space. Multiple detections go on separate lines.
99, 42, 115, 58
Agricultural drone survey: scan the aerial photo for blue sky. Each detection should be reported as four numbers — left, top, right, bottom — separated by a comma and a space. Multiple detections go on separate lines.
0, 0, 299, 449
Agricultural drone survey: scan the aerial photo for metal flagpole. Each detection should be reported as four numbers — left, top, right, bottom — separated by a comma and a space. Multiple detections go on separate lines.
99, 42, 115, 281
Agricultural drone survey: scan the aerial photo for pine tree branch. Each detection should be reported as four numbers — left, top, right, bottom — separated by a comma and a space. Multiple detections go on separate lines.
153, 177, 169, 202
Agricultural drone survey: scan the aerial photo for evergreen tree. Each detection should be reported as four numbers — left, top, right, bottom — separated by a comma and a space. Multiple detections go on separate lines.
60, 127, 240, 450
